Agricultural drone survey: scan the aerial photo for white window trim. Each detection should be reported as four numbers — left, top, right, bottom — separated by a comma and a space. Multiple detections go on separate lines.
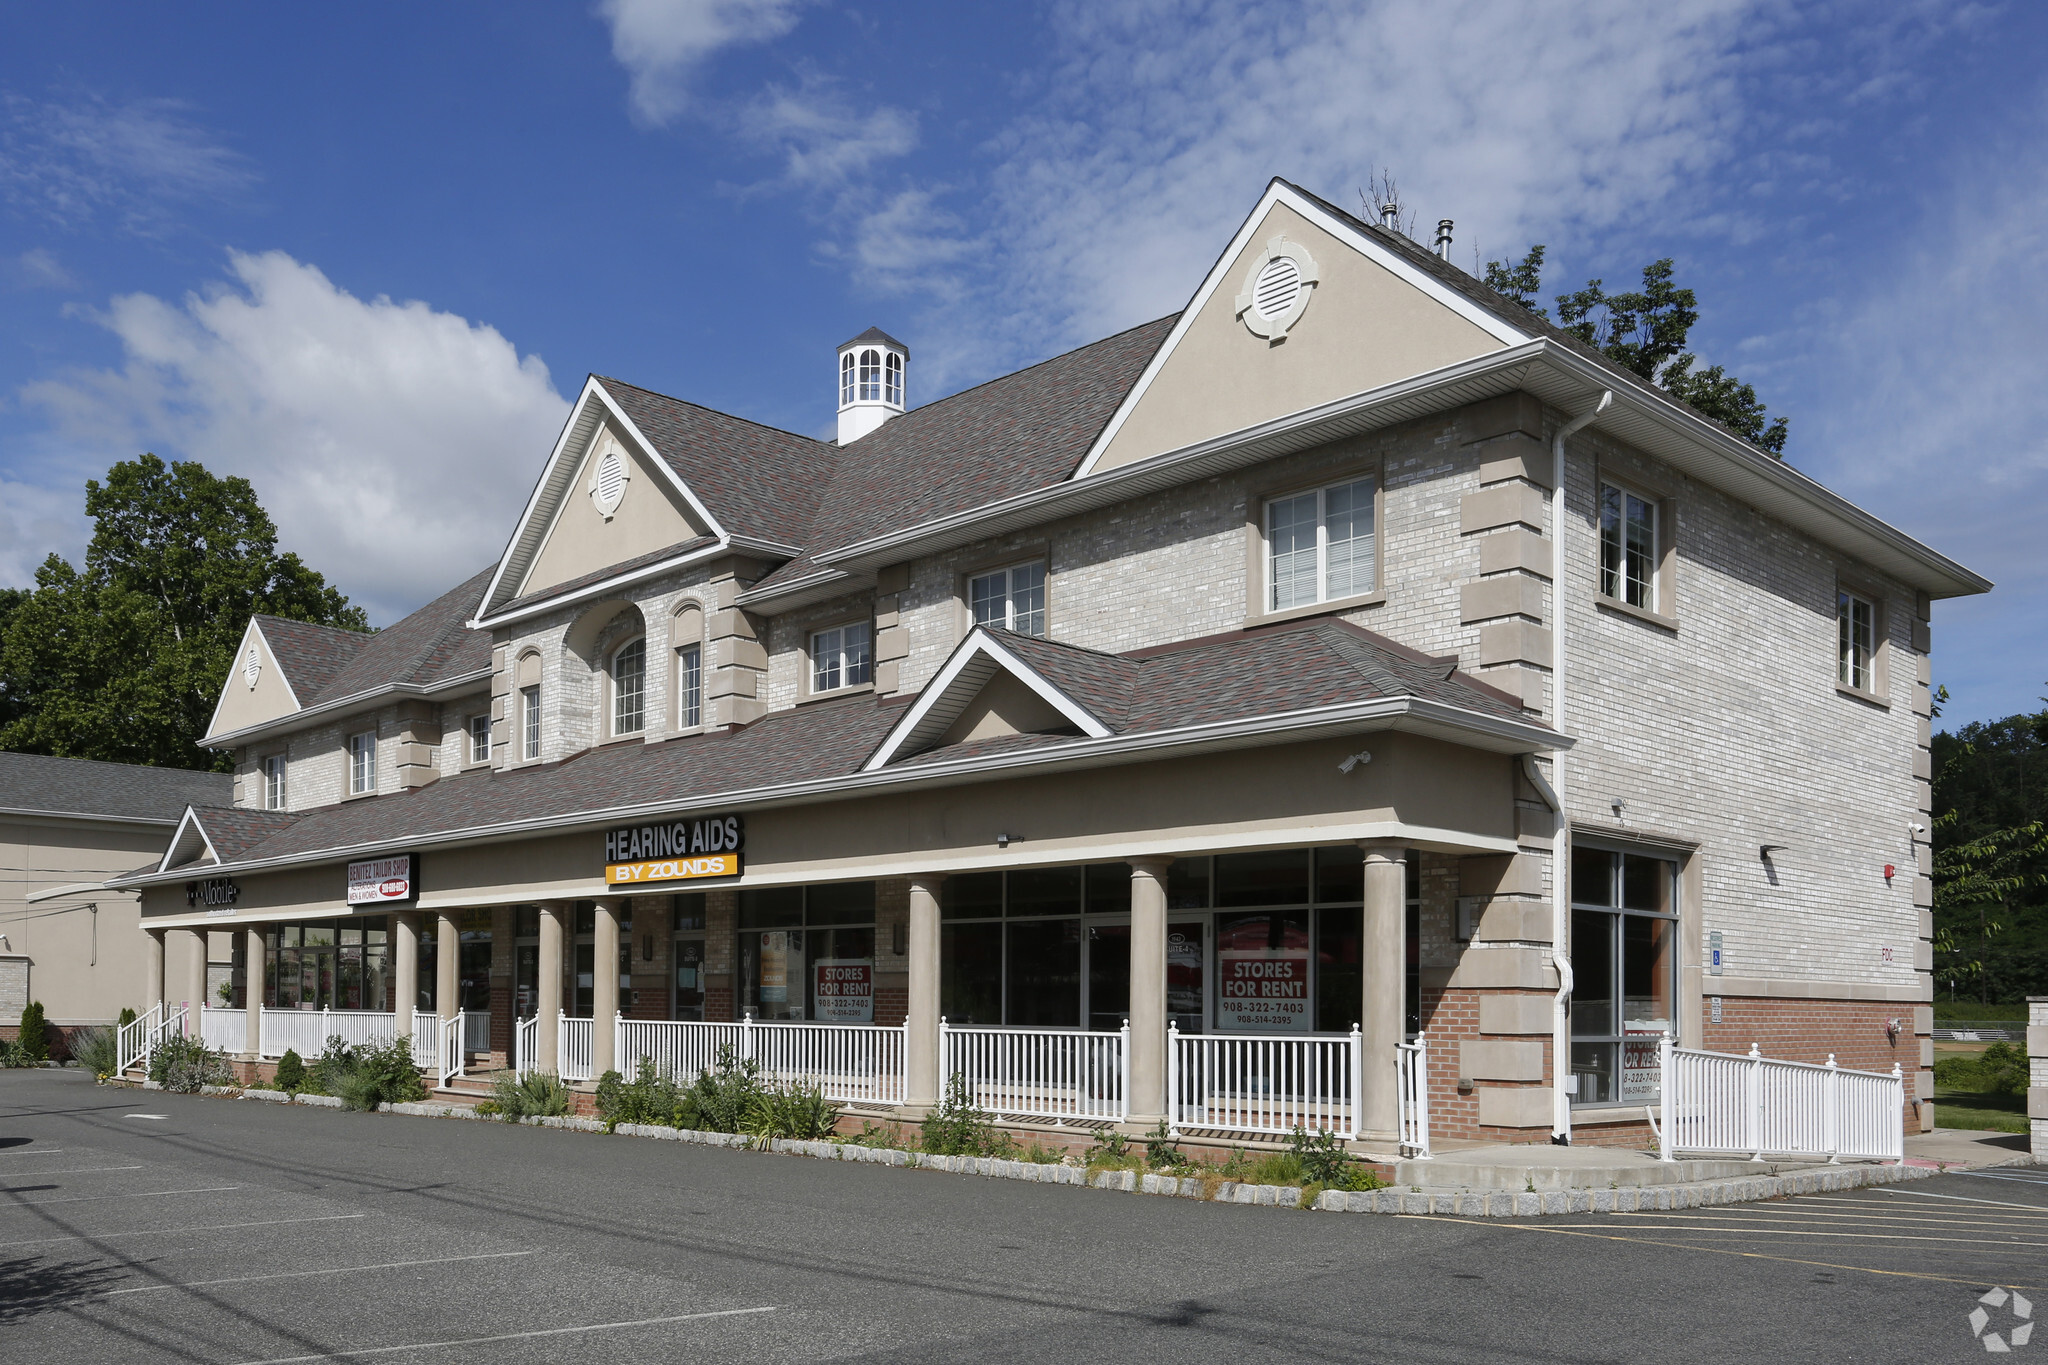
1598, 480, 1662, 615
347, 731, 376, 796
1834, 583, 1889, 704
1261, 474, 1379, 614
610, 636, 648, 737
262, 754, 286, 811
967, 559, 1048, 637
521, 684, 542, 762
676, 642, 703, 731
809, 620, 874, 695
468, 714, 491, 765
1567, 842, 1682, 1110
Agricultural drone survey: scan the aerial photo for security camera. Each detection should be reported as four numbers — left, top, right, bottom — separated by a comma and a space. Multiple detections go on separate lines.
1338, 751, 1372, 774
1909, 822, 1926, 835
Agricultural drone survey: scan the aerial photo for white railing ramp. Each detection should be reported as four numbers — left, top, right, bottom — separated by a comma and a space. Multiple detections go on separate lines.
1658, 1037, 1904, 1164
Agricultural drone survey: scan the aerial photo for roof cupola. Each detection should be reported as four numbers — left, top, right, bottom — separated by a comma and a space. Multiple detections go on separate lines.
836, 327, 907, 444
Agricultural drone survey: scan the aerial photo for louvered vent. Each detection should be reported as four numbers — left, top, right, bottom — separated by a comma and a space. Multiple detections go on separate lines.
1252, 256, 1303, 320
590, 449, 628, 519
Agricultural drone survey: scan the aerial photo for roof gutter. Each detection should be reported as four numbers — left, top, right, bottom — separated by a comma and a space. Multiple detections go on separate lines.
469, 539, 736, 633
202, 668, 496, 751
108, 694, 1569, 891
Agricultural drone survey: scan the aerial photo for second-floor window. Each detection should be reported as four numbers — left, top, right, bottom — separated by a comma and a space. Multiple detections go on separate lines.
522, 684, 541, 761
1600, 483, 1658, 611
677, 643, 702, 728
1839, 590, 1876, 691
263, 754, 285, 811
811, 622, 872, 693
348, 732, 375, 795
612, 638, 646, 735
970, 561, 1046, 636
468, 714, 490, 764
1266, 475, 1376, 611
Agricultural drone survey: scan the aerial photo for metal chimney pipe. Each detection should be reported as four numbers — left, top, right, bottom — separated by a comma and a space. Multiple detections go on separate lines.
1379, 201, 1399, 232
1435, 219, 1454, 260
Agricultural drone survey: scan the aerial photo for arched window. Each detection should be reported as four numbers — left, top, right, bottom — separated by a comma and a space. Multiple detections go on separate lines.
840, 351, 856, 407
859, 348, 880, 402
612, 638, 646, 736
884, 352, 903, 406
673, 604, 703, 731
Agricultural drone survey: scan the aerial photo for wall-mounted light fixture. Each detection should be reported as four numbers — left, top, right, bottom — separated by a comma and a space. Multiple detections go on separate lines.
996, 832, 1017, 849
1760, 844, 1787, 860
1338, 750, 1372, 774
892, 923, 907, 956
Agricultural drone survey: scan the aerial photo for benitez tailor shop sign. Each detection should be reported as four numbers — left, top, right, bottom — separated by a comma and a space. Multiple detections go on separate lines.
347, 855, 419, 905
605, 814, 744, 887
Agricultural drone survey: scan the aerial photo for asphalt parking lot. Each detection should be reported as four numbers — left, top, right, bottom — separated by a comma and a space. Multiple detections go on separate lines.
1, 1067, 2041, 1363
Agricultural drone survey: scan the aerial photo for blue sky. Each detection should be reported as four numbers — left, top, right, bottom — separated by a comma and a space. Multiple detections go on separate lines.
1, 1, 2042, 728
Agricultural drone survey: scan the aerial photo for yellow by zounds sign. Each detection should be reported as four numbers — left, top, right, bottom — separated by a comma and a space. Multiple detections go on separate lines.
606, 853, 739, 886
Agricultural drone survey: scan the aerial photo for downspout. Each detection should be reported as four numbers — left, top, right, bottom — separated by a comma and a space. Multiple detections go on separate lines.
1548, 390, 1610, 1144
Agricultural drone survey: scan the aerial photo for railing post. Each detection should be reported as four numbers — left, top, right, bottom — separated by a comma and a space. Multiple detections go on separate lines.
742, 1011, 754, 1065
937, 1015, 949, 1101
1127, 1018, 1138, 1126
1890, 1063, 1905, 1164
1657, 1034, 1675, 1161
614, 1011, 625, 1077
1747, 1042, 1764, 1162
1351, 1022, 1365, 1144
1414, 1030, 1429, 1157
322, 1006, 331, 1048
1824, 1054, 1840, 1163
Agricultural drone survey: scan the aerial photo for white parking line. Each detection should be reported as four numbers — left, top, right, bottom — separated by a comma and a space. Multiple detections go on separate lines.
2, 1185, 239, 1207
102, 1250, 539, 1296
1, 1165, 144, 1177
0, 1148, 70, 1155
0, 1212, 367, 1249
124, 1114, 168, 1120
230, 1306, 779, 1364
1879, 1187, 2048, 1212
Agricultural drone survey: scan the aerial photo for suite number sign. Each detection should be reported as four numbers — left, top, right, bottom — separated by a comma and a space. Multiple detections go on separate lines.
605, 814, 744, 887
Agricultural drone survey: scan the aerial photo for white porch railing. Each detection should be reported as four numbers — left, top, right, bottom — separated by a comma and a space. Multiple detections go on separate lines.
464, 1010, 491, 1054
560, 1014, 594, 1083
514, 1014, 538, 1078
1396, 1032, 1430, 1158
258, 1007, 400, 1059
439, 1013, 465, 1087
201, 1007, 246, 1055
1658, 1038, 1905, 1164
1169, 1023, 1360, 1139
410, 1015, 438, 1074
613, 1016, 906, 1104
942, 1019, 1126, 1121
117, 1002, 183, 1074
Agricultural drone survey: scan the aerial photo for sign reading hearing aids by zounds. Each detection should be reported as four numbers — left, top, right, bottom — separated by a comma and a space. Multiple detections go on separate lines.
604, 814, 745, 886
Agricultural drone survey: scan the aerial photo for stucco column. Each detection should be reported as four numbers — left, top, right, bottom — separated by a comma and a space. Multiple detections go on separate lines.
436, 911, 461, 1026
593, 899, 621, 1076
1361, 843, 1407, 1142
145, 927, 166, 1009
1127, 857, 1173, 1127
392, 911, 419, 1040
537, 902, 566, 1073
178, 927, 207, 1019
242, 925, 264, 1060
904, 874, 944, 1109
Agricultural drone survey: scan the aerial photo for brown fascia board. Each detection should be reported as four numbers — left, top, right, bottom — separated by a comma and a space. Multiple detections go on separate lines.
799, 340, 1987, 601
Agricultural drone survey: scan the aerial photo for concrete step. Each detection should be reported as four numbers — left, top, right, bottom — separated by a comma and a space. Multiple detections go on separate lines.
1398, 1143, 1778, 1191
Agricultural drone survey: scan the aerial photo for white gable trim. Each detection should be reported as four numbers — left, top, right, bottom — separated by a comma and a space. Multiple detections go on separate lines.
1071, 180, 1533, 481
202, 619, 300, 742
480, 377, 732, 618
863, 629, 1114, 771
156, 807, 220, 875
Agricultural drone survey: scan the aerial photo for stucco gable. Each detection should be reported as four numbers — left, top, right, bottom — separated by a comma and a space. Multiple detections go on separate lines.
1077, 182, 1529, 478
204, 619, 304, 743
866, 629, 1117, 770
517, 417, 711, 600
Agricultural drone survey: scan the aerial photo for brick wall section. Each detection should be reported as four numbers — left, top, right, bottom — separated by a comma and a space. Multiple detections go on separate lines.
704, 888, 736, 1022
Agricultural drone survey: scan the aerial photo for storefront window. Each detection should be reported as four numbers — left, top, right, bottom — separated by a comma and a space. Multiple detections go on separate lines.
1569, 846, 1679, 1106
941, 867, 1117, 1028
739, 883, 876, 1023
263, 917, 391, 1011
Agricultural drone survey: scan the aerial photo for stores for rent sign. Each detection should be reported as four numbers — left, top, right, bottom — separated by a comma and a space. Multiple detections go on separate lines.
813, 958, 873, 1023
1217, 916, 1310, 1032
604, 814, 744, 887
1621, 1023, 1668, 1103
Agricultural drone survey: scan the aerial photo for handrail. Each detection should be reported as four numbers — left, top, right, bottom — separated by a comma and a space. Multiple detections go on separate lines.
1658, 1036, 1904, 1164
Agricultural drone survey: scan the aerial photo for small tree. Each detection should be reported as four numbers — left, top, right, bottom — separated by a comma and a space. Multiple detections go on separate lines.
17, 1002, 48, 1062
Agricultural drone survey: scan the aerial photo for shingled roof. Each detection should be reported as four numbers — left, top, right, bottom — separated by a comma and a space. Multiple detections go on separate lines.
261, 566, 495, 713
748, 315, 1178, 596
0, 752, 231, 823
149, 618, 1549, 876
599, 378, 839, 550
253, 616, 371, 703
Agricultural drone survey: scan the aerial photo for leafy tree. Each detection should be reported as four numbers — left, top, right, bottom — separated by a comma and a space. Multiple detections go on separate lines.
1930, 689, 2048, 1001
1481, 249, 1789, 455
0, 454, 368, 770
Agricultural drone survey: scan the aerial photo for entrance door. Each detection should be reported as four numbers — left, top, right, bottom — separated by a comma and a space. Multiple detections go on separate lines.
1166, 920, 1204, 1033
1086, 924, 1127, 1032
673, 937, 705, 1020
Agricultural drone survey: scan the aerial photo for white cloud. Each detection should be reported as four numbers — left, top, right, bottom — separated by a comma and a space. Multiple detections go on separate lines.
10, 248, 75, 289
0, 474, 89, 589
20, 251, 571, 623
598, 0, 813, 125
742, 81, 918, 190
1798, 97, 2048, 724
872, 0, 1772, 387
0, 93, 253, 235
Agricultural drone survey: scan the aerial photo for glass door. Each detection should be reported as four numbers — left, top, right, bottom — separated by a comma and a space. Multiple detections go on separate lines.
1085, 922, 1128, 1033
673, 937, 705, 1020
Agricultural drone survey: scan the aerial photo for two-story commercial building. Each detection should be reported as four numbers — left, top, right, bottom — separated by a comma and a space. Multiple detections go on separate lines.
108, 180, 1988, 1147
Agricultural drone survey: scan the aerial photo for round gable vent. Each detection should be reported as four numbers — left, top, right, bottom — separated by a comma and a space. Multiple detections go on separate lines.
243, 644, 261, 690
1235, 233, 1320, 342
589, 448, 629, 521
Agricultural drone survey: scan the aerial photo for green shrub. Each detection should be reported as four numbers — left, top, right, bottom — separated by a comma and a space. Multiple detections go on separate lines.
116, 1007, 137, 1030
851, 1119, 908, 1150
302, 1036, 356, 1096
1144, 1119, 1185, 1170
0, 1040, 28, 1068
921, 1074, 1013, 1156
70, 1026, 117, 1080
329, 1038, 427, 1111
1085, 1128, 1136, 1168
678, 1048, 765, 1134
489, 1070, 570, 1119
1939, 1042, 2031, 1097
596, 1058, 687, 1130
745, 1080, 843, 1142
147, 1034, 233, 1092
16, 1002, 47, 1062
273, 1049, 307, 1093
